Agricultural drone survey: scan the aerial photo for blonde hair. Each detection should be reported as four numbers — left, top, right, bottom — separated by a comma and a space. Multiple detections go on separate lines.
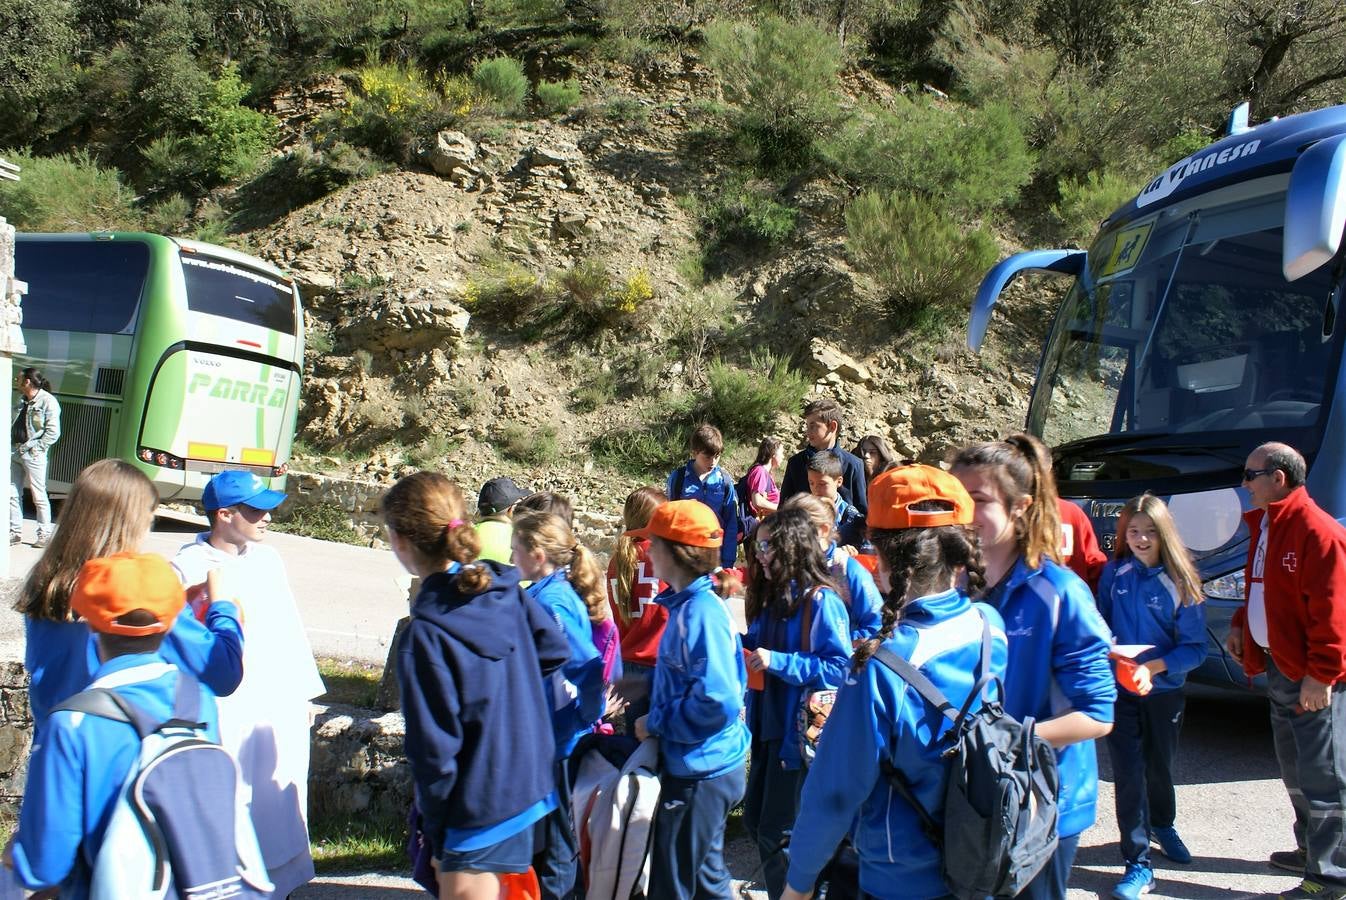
16, 459, 159, 622
381, 472, 491, 595
1115, 493, 1203, 606
611, 486, 667, 626
949, 433, 1062, 570
780, 493, 835, 542
513, 510, 608, 623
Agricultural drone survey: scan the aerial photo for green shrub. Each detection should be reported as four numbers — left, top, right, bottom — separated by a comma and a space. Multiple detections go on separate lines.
499, 423, 559, 465
339, 63, 445, 161
702, 352, 808, 439
551, 259, 655, 335
471, 57, 529, 113
406, 432, 460, 469
824, 98, 1034, 214
461, 263, 550, 325
143, 194, 192, 235
703, 178, 797, 247
270, 503, 366, 545
192, 64, 277, 184
571, 369, 618, 412
702, 16, 844, 171
590, 398, 693, 477
0, 150, 140, 231
601, 96, 649, 125
270, 141, 386, 203
1051, 168, 1141, 244
845, 191, 999, 328
536, 78, 581, 115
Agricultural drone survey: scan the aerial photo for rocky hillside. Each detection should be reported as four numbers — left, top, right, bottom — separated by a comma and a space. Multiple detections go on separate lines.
244, 54, 1053, 541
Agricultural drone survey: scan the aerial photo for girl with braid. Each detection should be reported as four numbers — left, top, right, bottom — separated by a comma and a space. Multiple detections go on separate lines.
512, 510, 610, 900
741, 505, 852, 900
780, 464, 1008, 900
950, 434, 1115, 899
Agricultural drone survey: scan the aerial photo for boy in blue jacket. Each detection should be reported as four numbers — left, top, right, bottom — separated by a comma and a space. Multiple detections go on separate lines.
780, 397, 868, 517
5, 553, 222, 897
666, 423, 740, 568
806, 452, 866, 551
782, 464, 1008, 900
631, 501, 749, 900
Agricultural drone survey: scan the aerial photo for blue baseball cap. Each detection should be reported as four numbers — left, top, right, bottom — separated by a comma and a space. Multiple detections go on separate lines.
202, 470, 287, 512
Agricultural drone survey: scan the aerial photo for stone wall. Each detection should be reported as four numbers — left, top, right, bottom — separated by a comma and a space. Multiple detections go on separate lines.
0, 662, 32, 810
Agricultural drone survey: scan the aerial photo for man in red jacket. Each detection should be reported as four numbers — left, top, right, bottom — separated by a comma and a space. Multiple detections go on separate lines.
1227, 442, 1346, 900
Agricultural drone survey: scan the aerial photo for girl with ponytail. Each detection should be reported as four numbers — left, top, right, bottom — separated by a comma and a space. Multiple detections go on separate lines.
605, 487, 669, 733
510, 510, 609, 900
741, 505, 852, 900
780, 464, 1009, 900
382, 472, 570, 900
949, 433, 1115, 900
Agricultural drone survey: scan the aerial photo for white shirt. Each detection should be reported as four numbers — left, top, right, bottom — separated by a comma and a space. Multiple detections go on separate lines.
1248, 513, 1270, 648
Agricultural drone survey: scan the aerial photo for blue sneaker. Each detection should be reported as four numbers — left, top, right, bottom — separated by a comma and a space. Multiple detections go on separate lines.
1153, 826, 1193, 864
1112, 863, 1154, 900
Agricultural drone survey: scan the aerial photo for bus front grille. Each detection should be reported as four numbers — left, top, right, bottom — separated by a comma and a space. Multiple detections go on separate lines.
94, 367, 126, 396
49, 400, 113, 485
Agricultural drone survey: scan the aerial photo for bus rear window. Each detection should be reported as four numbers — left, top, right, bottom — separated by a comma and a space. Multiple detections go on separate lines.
182, 255, 296, 335
16, 240, 148, 334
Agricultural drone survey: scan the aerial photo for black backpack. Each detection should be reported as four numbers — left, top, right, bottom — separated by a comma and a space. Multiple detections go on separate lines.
872, 614, 1060, 900
54, 674, 273, 899
735, 470, 758, 543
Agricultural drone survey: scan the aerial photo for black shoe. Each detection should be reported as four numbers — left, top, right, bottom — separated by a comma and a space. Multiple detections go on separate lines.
1270, 849, 1308, 874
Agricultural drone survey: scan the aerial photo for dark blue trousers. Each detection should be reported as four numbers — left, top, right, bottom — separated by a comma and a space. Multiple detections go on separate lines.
648, 764, 747, 900
1019, 832, 1080, 899
533, 758, 580, 900
1107, 688, 1186, 866
741, 739, 805, 899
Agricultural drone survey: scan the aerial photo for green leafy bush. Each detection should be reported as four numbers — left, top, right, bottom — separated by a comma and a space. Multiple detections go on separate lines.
192, 64, 277, 184
1051, 168, 1141, 244
270, 503, 367, 545
845, 190, 998, 328
702, 179, 797, 247
702, 352, 808, 439
143, 194, 192, 235
338, 63, 446, 161
702, 16, 843, 171
824, 98, 1033, 214
0, 150, 140, 231
471, 57, 529, 113
499, 423, 559, 465
590, 398, 693, 477
536, 78, 581, 115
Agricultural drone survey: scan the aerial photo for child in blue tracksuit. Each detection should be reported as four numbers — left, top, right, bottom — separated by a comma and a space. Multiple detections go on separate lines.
666, 422, 740, 568
1097, 493, 1207, 899
15, 459, 243, 743
782, 464, 1009, 900
512, 509, 608, 900
384, 473, 571, 899
8, 553, 224, 897
806, 452, 866, 551
742, 506, 852, 899
782, 493, 884, 641
951, 435, 1116, 900
630, 500, 749, 900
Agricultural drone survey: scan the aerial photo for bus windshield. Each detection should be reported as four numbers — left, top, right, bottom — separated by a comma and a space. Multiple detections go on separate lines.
1028, 202, 1343, 473
181, 254, 297, 335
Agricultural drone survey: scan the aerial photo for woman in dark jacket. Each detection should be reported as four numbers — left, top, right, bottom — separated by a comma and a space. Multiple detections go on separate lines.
383, 471, 569, 900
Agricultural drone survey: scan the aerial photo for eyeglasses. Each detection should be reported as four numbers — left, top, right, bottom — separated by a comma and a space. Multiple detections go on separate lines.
1243, 467, 1275, 482
755, 539, 772, 556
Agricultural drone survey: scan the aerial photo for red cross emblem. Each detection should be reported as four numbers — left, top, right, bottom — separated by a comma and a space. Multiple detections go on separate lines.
1283, 552, 1297, 572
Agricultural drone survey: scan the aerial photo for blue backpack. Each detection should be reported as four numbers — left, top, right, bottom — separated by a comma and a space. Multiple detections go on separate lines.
54, 674, 274, 900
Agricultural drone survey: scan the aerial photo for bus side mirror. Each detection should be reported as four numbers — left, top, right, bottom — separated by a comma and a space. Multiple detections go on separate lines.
968, 250, 1086, 352
1284, 133, 1346, 282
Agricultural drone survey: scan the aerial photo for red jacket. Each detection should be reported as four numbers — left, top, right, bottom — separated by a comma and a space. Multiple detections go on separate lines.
1059, 499, 1106, 591
1230, 486, 1346, 684
605, 539, 668, 667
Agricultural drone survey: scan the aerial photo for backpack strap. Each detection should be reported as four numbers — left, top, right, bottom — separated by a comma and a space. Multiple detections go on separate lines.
671, 466, 686, 500
53, 674, 206, 739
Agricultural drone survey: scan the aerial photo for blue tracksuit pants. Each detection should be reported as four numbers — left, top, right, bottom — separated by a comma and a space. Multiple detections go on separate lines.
1107, 688, 1186, 866
648, 764, 746, 900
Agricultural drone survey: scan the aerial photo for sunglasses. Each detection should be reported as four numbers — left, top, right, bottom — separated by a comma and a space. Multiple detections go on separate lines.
1242, 467, 1275, 482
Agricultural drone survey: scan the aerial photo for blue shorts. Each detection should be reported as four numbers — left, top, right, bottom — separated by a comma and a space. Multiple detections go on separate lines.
437, 822, 535, 874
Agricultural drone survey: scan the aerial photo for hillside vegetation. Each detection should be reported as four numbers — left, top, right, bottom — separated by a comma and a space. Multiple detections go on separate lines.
2, 0, 1344, 518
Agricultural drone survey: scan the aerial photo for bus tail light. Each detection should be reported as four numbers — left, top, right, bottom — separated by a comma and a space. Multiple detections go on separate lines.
138, 447, 184, 470
271, 462, 289, 477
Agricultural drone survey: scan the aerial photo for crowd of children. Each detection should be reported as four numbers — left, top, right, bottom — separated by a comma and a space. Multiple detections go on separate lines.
2, 392, 1219, 900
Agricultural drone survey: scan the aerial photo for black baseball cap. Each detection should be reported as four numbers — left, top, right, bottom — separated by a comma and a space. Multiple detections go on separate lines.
478, 477, 530, 515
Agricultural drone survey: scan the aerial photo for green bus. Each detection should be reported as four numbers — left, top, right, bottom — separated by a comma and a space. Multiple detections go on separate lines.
13, 232, 303, 500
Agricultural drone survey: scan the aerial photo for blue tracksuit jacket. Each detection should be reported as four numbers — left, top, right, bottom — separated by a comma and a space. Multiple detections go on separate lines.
526, 568, 606, 760
667, 462, 740, 568
11, 654, 220, 896
646, 575, 749, 778
1096, 559, 1207, 692
981, 556, 1115, 838
834, 497, 866, 550
743, 585, 852, 770
826, 544, 884, 641
25, 602, 243, 741
785, 590, 1008, 898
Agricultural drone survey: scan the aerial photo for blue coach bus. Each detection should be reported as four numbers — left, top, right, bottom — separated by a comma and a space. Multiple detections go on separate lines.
968, 102, 1346, 687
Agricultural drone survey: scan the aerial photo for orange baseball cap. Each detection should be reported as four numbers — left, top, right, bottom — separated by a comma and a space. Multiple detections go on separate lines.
70, 553, 187, 637
625, 499, 724, 548
867, 464, 974, 530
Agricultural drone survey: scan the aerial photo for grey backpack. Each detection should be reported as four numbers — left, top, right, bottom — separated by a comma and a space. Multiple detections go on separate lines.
872, 613, 1059, 899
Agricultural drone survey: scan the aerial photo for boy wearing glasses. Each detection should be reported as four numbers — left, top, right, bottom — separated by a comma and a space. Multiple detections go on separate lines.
1228, 443, 1346, 900
174, 470, 326, 897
